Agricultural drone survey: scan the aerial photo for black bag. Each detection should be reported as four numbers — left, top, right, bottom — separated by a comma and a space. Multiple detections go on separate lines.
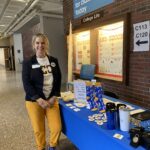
129, 127, 144, 148
129, 127, 150, 150
142, 131, 150, 150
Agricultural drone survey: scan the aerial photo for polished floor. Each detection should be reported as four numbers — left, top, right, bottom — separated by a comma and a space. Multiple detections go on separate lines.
0, 66, 78, 150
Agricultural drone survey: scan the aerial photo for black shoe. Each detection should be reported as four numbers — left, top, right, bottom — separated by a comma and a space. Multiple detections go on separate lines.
48, 147, 56, 150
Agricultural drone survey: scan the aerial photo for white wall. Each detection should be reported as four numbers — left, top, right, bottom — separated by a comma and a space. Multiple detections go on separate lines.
0, 48, 5, 66
13, 33, 23, 72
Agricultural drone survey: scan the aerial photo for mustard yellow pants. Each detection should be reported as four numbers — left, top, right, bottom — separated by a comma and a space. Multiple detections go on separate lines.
26, 101, 62, 150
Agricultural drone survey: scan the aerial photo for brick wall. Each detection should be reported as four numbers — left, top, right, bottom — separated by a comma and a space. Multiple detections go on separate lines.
63, 0, 150, 108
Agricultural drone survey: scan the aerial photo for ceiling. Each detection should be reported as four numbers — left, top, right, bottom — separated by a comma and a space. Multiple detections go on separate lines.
0, 0, 63, 38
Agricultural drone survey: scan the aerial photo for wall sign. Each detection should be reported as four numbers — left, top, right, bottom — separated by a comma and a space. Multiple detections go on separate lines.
133, 21, 150, 52
73, 0, 113, 18
81, 11, 104, 23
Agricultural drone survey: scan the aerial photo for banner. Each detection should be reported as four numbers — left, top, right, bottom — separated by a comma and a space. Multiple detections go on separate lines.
73, 0, 113, 18
67, 21, 73, 82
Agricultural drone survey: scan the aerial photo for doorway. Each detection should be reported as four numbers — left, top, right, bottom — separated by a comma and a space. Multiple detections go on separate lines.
0, 47, 15, 70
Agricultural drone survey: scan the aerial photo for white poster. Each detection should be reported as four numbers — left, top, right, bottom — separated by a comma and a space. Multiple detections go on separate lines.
74, 31, 90, 70
97, 21, 124, 81
133, 21, 150, 52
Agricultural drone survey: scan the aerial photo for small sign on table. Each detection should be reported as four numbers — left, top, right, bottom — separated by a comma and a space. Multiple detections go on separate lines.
74, 81, 86, 103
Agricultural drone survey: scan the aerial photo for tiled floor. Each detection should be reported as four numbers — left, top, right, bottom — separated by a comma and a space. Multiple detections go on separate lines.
0, 66, 78, 150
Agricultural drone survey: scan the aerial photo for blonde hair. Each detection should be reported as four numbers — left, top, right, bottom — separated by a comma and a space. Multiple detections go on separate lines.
32, 33, 49, 54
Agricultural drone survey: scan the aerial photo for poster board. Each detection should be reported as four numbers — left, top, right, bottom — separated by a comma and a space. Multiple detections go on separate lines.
97, 21, 124, 81
74, 31, 90, 71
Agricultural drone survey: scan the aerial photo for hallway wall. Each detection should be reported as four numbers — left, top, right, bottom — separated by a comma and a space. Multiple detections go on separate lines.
0, 48, 5, 66
13, 33, 23, 72
43, 16, 67, 84
0, 37, 10, 47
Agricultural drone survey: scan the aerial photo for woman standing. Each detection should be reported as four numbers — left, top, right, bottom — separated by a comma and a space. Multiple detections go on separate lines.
22, 33, 62, 150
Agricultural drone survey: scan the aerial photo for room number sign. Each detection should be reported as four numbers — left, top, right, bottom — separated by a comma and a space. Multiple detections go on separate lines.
133, 21, 150, 52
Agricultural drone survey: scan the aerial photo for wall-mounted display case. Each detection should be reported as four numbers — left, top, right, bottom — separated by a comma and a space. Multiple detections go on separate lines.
67, 14, 130, 84
97, 21, 124, 81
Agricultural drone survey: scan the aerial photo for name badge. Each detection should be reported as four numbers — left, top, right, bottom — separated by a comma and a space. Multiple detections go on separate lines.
32, 64, 40, 69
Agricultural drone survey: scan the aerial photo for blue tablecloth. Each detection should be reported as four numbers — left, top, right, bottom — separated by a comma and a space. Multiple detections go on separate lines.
59, 95, 145, 150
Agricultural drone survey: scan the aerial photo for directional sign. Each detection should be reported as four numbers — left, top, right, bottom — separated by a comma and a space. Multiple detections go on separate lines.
133, 21, 149, 52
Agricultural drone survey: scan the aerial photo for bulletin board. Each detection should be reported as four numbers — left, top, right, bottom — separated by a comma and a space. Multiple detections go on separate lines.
74, 31, 90, 71
67, 13, 130, 84
97, 21, 124, 81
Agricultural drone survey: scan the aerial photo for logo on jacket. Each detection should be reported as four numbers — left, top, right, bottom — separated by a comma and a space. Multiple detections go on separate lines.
51, 62, 56, 67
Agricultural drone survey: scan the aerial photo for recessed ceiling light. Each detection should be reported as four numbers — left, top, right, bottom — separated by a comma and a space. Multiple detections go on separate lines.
14, 0, 26, 3
4, 16, 14, 18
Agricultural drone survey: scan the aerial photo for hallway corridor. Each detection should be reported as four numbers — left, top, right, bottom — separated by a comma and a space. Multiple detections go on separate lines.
0, 66, 77, 150
0, 66, 35, 150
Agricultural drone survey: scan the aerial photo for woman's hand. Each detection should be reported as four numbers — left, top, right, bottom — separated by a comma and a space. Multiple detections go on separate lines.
48, 96, 56, 106
36, 98, 50, 109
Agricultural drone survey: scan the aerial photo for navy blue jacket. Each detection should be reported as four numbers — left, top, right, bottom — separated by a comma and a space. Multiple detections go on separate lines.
22, 55, 61, 101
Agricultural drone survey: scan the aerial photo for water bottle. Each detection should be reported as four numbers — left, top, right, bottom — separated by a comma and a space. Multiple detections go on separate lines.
106, 102, 116, 130
115, 104, 126, 129
119, 107, 130, 131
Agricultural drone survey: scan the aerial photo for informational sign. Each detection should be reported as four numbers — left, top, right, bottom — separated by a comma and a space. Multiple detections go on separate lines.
74, 81, 86, 102
97, 21, 124, 81
133, 21, 150, 52
74, 31, 90, 70
73, 0, 113, 18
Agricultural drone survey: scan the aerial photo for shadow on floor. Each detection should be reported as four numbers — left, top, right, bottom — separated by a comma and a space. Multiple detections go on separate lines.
56, 138, 78, 150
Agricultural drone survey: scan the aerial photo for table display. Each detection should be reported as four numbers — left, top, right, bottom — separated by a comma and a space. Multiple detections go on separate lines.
59, 95, 147, 150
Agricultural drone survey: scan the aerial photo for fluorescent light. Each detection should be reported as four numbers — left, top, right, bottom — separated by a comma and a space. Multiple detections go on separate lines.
14, 0, 27, 3
4, 16, 14, 18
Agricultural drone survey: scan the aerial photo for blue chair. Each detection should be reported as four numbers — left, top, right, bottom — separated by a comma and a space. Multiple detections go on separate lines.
79, 64, 95, 80
67, 64, 96, 91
